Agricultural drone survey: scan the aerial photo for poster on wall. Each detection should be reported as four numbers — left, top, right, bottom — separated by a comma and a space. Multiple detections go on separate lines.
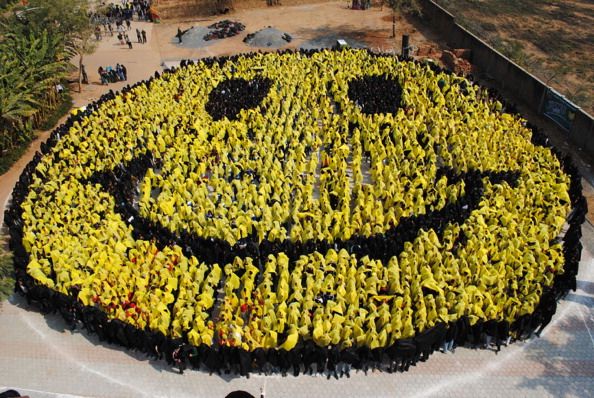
542, 88, 577, 131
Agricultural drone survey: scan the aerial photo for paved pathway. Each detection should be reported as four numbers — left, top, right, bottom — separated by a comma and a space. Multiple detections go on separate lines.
0, 221, 593, 398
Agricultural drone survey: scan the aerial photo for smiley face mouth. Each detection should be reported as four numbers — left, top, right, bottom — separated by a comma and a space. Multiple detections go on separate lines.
87, 152, 519, 267
84, 73, 521, 267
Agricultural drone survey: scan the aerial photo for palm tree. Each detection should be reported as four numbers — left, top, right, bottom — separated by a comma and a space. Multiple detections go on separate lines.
0, 68, 38, 152
0, 21, 70, 152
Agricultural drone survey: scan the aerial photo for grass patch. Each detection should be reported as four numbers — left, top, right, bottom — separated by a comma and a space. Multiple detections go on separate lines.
434, 0, 594, 114
0, 92, 73, 176
0, 238, 15, 301
482, 22, 497, 32
0, 141, 30, 176
0, 0, 18, 10
40, 92, 73, 131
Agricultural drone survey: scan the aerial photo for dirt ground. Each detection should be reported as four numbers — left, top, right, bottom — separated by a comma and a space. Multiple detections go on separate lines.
75, 2, 444, 106
434, 0, 594, 115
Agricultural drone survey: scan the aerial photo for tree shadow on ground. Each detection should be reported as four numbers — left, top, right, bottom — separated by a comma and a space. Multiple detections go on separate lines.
515, 290, 594, 397
295, 25, 387, 49
576, 280, 594, 295
8, 293, 186, 376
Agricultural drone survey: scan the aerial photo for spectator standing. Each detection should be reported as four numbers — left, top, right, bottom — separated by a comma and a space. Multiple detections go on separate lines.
116, 64, 124, 81
98, 66, 107, 85
81, 64, 89, 85
94, 25, 102, 41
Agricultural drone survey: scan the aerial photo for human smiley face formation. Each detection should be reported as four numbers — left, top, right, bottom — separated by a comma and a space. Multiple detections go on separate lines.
7, 49, 586, 372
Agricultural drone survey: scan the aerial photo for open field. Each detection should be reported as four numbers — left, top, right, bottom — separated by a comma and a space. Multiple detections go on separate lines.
434, 0, 594, 115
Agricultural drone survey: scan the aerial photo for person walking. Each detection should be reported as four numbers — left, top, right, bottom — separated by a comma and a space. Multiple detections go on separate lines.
141, 29, 147, 44
136, 28, 142, 43
94, 25, 102, 41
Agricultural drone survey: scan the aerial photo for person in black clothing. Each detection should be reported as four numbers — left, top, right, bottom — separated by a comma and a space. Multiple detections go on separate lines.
81, 64, 89, 84
326, 345, 340, 379
238, 349, 252, 377
287, 342, 302, 376
205, 346, 223, 375
390, 339, 417, 372
414, 322, 447, 360
173, 343, 190, 374
443, 321, 457, 353
0, 390, 21, 398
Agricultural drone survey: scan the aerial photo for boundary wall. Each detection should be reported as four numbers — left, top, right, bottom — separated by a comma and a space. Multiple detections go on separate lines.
419, 0, 594, 156
153, 0, 217, 18
153, 0, 330, 19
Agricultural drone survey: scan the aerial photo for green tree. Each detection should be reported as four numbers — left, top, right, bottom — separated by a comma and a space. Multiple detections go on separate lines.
0, 10, 72, 155
14, 0, 96, 92
0, 237, 15, 301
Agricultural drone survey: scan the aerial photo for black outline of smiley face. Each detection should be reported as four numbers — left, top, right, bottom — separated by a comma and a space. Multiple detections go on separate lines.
5, 49, 587, 375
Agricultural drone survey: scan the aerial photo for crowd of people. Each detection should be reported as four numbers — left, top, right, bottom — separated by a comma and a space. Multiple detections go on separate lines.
4, 49, 586, 376
204, 20, 246, 42
92, 1, 152, 43
93, 0, 153, 24
98, 64, 128, 85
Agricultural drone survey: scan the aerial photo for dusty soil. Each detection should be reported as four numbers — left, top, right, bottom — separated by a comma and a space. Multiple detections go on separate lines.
152, 2, 438, 60
434, 0, 594, 115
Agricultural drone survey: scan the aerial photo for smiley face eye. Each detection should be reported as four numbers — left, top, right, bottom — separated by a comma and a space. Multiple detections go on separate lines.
347, 75, 403, 115
206, 77, 272, 121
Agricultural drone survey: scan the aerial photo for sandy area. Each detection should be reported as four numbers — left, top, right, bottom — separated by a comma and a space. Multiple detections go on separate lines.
433, 0, 594, 115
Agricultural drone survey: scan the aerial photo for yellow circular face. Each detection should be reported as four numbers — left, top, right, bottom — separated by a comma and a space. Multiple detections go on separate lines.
10, 50, 582, 363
